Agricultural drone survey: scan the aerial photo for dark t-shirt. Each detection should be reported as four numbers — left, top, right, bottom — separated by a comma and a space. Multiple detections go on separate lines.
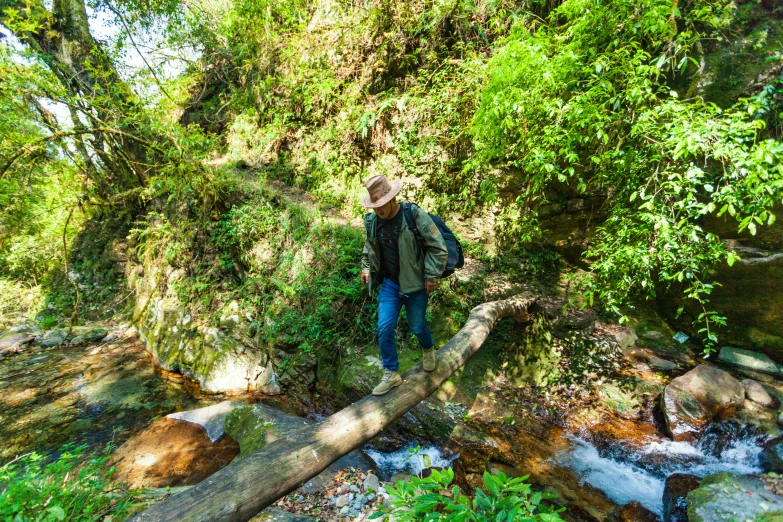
377, 208, 403, 284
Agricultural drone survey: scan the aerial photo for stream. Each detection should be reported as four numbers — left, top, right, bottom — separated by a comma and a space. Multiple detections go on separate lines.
0, 325, 776, 521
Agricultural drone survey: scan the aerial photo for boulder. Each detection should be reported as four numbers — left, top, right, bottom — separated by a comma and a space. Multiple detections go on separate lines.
742, 379, 780, 409
167, 400, 246, 442
82, 327, 109, 342
662, 366, 745, 441
671, 366, 745, 415
760, 438, 783, 474
40, 328, 68, 348
223, 403, 374, 494
719, 346, 779, 375
661, 385, 710, 442
687, 473, 783, 521
109, 417, 240, 488
663, 473, 701, 522
0, 330, 36, 354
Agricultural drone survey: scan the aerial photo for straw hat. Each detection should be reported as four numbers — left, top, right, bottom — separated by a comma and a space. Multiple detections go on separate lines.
360, 174, 402, 208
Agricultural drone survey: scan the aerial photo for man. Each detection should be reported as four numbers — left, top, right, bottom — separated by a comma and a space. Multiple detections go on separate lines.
360, 174, 448, 396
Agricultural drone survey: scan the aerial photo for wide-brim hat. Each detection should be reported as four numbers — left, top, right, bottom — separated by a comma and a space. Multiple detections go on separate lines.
360, 174, 402, 208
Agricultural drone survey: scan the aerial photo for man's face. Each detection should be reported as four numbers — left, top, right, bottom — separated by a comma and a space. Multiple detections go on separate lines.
374, 201, 393, 220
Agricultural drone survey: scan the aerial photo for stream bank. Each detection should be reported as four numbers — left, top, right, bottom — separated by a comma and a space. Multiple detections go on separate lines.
2, 299, 783, 521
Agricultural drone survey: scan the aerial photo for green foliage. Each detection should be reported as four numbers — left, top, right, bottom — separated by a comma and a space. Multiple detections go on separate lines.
470, 0, 783, 350
0, 444, 136, 521
371, 469, 565, 522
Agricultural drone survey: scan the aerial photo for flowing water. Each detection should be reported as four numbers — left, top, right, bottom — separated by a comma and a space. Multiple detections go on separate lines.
555, 432, 764, 515
365, 444, 457, 478
0, 333, 211, 460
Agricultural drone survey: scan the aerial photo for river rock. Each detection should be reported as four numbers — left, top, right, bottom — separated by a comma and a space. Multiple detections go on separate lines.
719, 346, 779, 374
82, 327, 109, 342
167, 400, 245, 442
615, 501, 658, 522
40, 328, 68, 348
109, 417, 240, 488
647, 355, 678, 371
663, 473, 701, 522
223, 403, 374, 494
661, 384, 710, 442
364, 473, 380, 492
687, 472, 783, 521
672, 365, 745, 415
334, 495, 350, 508
0, 330, 35, 354
742, 378, 780, 408
760, 438, 783, 473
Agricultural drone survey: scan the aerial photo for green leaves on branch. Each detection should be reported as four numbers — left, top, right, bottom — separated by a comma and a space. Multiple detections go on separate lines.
470, 0, 783, 351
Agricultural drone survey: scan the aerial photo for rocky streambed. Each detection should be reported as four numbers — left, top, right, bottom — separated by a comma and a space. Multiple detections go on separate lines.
2, 311, 783, 522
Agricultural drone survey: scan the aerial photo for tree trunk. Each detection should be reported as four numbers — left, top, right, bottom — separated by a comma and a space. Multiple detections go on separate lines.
129, 294, 536, 522
0, 0, 157, 194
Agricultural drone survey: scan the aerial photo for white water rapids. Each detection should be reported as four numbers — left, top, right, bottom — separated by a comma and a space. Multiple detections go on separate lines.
555, 434, 763, 515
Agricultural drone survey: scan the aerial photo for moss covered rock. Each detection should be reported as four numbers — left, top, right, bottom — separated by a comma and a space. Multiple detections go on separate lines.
687, 473, 783, 522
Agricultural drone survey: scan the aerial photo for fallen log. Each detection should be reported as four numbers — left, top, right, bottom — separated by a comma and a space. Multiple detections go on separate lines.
129, 294, 535, 522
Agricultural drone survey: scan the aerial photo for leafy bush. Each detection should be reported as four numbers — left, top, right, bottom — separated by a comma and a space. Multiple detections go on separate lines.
371, 468, 565, 522
0, 444, 135, 521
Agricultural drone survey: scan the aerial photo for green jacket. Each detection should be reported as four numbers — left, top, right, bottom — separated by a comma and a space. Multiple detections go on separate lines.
361, 202, 448, 295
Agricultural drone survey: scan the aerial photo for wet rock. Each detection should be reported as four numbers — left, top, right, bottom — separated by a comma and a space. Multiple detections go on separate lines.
663, 473, 701, 522
109, 417, 240, 488
615, 501, 659, 522
760, 438, 783, 473
0, 330, 36, 354
687, 473, 783, 521
719, 346, 779, 375
167, 400, 245, 442
363, 473, 380, 492
83, 327, 109, 342
671, 366, 745, 416
742, 379, 780, 409
724, 400, 781, 439
40, 329, 68, 348
647, 355, 678, 371
661, 384, 710, 442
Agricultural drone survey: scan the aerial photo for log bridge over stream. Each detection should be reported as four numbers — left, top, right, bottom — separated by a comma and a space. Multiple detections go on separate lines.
130, 295, 536, 522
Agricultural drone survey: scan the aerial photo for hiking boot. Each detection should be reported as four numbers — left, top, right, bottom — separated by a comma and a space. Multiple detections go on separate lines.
422, 348, 436, 372
372, 369, 402, 396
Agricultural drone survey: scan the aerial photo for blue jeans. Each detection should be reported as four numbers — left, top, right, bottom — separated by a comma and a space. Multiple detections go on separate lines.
377, 278, 434, 371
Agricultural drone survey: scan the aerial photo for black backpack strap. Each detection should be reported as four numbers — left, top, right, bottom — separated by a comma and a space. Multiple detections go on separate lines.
403, 203, 425, 260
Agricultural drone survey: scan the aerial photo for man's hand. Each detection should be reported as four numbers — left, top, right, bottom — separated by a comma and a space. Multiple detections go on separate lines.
425, 280, 438, 294
361, 272, 370, 285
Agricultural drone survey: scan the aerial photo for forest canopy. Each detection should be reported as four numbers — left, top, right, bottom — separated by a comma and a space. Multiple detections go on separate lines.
1, 0, 782, 350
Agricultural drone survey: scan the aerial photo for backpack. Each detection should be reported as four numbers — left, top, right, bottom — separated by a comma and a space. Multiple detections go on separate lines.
402, 203, 464, 278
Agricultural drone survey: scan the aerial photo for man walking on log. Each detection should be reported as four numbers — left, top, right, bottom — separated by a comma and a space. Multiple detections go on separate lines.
360, 175, 448, 396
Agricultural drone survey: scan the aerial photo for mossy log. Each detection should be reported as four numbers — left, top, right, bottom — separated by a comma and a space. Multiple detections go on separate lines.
129, 295, 536, 522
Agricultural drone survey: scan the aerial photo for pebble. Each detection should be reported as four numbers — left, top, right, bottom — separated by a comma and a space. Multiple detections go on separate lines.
339, 506, 350, 515
349, 484, 360, 493
295, 495, 304, 503
363, 473, 381, 492
335, 495, 350, 508
367, 493, 376, 502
